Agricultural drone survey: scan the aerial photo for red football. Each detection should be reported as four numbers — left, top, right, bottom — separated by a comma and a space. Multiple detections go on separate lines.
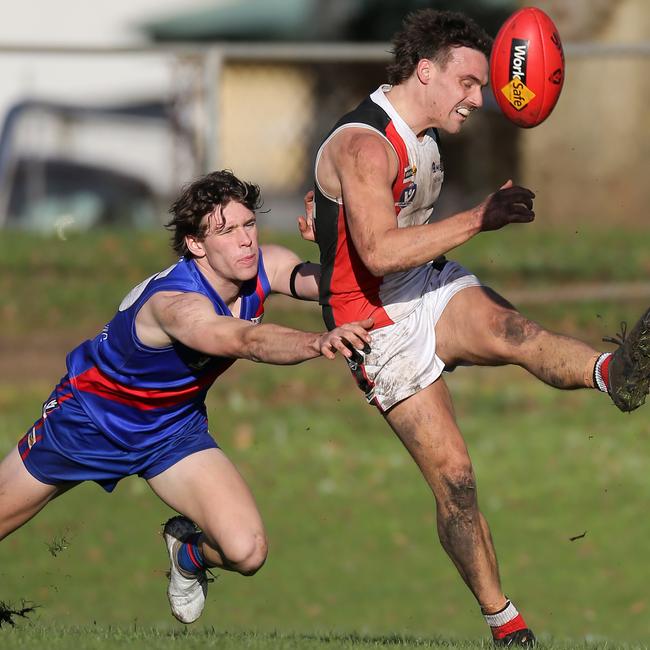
489, 7, 565, 128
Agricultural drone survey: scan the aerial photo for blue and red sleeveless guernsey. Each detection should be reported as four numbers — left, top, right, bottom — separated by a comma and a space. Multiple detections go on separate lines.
314, 84, 445, 331
63, 254, 270, 451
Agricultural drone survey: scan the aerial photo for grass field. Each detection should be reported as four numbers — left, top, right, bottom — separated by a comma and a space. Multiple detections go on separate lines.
1, 227, 650, 649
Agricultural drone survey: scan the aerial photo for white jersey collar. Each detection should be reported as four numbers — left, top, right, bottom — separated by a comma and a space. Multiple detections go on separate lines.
369, 84, 431, 146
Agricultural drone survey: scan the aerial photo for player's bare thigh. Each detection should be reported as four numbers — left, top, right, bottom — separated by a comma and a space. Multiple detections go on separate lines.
0, 447, 70, 540
434, 284, 541, 367
147, 448, 265, 548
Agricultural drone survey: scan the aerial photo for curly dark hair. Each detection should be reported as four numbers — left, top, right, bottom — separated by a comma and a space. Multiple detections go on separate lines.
166, 170, 262, 258
386, 9, 492, 86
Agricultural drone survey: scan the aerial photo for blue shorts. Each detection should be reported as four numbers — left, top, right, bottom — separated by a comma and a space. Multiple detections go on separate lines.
18, 385, 218, 493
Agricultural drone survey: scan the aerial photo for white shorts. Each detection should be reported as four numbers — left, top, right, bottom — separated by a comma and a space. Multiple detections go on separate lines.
348, 260, 481, 412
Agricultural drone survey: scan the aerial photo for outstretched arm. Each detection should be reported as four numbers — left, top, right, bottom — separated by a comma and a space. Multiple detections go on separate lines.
328, 129, 535, 276
140, 290, 371, 364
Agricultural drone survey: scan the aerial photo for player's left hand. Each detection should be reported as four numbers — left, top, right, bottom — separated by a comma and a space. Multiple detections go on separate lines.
474, 180, 535, 232
297, 190, 316, 242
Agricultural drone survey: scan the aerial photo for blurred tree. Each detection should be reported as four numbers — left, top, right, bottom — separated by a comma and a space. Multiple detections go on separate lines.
144, 0, 516, 43
335, 0, 517, 41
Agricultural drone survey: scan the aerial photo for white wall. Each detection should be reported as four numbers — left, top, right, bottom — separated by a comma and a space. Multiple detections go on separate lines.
0, 1, 221, 200
0, 0, 211, 46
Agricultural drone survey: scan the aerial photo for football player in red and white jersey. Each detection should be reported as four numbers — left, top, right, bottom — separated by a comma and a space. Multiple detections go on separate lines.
308, 9, 650, 647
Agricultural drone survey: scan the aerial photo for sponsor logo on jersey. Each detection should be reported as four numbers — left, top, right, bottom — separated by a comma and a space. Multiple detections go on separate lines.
250, 315, 264, 325
432, 160, 443, 174
501, 38, 536, 111
28, 427, 38, 449
396, 183, 417, 208
100, 324, 109, 341
43, 398, 58, 418
188, 356, 212, 370
403, 164, 416, 181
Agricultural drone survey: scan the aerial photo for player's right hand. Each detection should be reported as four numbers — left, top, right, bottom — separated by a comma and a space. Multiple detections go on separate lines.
318, 318, 373, 360
297, 190, 316, 242
474, 180, 535, 232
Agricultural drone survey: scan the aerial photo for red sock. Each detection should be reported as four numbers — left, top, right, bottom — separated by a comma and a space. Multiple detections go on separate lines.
594, 352, 612, 393
483, 600, 529, 640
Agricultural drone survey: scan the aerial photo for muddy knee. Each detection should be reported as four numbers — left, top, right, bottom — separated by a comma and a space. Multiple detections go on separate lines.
489, 309, 542, 356
441, 470, 478, 513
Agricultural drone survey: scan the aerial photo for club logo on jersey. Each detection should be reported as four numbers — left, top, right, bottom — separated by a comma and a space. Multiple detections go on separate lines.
501, 38, 536, 111
396, 183, 417, 208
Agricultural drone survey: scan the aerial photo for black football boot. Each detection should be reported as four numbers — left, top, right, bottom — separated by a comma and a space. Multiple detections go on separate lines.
494, 628, 536, 647
606, 307, 650, 412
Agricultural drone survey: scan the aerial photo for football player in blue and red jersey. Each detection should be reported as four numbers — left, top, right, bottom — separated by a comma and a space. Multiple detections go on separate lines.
0, 170, 372, 625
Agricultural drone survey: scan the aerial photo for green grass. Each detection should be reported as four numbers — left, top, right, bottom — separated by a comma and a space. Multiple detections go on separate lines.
1, 225, 649, 340
1, 227, 650, 648
0, 230, 173, 337
2, 626, 650, 650
266, 223, 650, 285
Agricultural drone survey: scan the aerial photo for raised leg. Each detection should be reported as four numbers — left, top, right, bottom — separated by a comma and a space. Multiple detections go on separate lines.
435, 286, 599, 388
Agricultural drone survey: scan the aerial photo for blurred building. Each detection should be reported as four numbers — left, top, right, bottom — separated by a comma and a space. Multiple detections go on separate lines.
141, 0, 650, 227
140, 0, 518, 225
0, 0, 646, 231
0, 0, 208, 230
520, 0, 650, 226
